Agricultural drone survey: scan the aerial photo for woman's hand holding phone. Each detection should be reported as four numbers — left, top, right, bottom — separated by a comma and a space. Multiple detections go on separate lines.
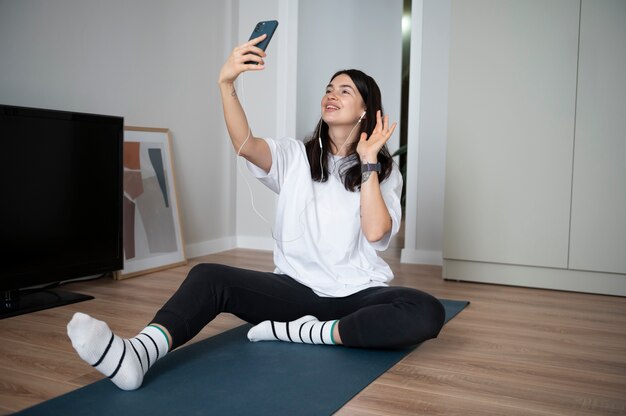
218, 35, 267, 86
218, 20, 278, 85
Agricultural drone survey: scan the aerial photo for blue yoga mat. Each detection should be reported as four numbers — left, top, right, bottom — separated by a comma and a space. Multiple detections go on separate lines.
16, 299, 468, 416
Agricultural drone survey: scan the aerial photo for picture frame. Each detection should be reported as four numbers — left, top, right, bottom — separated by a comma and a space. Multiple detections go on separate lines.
115, 126, 187, 279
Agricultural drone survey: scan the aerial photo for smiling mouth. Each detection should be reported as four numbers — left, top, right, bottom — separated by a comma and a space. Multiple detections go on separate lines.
325, 105, 339, 112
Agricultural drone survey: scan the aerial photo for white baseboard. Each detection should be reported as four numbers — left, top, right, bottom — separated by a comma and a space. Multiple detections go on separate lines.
400, 249, 443, 266
443, 259, 626, 296
184, 237, 237, 259
184, 236, 273, 260
236, 236, 274, 251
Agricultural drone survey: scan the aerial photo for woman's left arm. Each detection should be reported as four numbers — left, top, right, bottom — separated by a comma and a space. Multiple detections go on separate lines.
357, 111, 397, 243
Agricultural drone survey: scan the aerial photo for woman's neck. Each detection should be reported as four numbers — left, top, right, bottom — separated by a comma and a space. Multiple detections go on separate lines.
328, 125, 360, 156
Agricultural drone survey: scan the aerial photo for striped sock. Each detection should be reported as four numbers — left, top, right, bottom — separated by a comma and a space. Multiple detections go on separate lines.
67, 312, 169, 390
247, 315, 339, 345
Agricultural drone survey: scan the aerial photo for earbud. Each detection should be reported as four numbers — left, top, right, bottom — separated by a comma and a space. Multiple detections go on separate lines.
358, 110, 366, 122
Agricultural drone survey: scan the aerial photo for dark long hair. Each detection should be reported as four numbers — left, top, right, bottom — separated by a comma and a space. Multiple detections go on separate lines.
304, 69, 394, 191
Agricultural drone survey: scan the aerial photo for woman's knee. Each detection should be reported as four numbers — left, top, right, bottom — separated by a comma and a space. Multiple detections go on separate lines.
174, 263, 236, 308
187, 262, 227, 276
185, 263, 231, 287
402, 291, 446, 343
339, 288, 445, 348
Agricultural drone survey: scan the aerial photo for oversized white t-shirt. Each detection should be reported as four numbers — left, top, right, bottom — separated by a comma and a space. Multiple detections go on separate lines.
246, 137, 403, 297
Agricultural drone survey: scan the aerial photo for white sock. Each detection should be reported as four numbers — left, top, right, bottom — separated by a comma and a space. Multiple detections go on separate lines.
67, 312, 170, 390
247, 315, 339, 345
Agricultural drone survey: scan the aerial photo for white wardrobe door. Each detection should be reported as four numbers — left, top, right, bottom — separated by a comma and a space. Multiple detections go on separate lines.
444, 0, 580, 267
569, 0, 626, 274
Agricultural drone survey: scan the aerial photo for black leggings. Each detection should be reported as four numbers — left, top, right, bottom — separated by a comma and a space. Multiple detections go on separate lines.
152, 263, 445, 350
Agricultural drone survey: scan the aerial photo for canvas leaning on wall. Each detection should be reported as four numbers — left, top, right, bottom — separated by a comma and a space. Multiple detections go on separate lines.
115, 127, 186, 279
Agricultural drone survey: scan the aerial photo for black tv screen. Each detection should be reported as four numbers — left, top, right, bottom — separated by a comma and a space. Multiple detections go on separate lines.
0, 105, 123, 317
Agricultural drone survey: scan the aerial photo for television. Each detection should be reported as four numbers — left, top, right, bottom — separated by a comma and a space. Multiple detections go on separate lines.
0, 104, 123, 318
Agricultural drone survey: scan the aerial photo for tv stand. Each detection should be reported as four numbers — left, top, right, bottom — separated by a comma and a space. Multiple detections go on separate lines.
1, 289, 94, 319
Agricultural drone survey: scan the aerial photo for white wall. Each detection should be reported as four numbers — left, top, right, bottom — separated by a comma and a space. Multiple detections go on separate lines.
0, 0, 238, 257
234, 0, 300, 250
402, 0, 451, 265
0, 0, 448, 265
296, 0, 403, 150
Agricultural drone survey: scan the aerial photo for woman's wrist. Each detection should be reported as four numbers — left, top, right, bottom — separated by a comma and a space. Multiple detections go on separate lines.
359, 154, 378, 163
218, 80, 235, 90
219, 81, 238, 100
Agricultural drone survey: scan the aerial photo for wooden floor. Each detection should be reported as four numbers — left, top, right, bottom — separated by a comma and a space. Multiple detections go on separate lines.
1, 248, 625, 415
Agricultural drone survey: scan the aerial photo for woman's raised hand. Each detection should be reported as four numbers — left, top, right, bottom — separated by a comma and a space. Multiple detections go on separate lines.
218, 34, 267, 85
357, 110, 397, 162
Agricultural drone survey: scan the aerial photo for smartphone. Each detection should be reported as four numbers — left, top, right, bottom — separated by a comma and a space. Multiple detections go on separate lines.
245, 20, 278, 64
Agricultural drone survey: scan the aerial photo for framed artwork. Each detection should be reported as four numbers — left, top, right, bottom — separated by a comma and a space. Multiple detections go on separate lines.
115, 126, 186, 279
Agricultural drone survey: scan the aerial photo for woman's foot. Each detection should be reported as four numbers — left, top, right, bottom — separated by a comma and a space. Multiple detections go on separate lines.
67, 312, 169, 390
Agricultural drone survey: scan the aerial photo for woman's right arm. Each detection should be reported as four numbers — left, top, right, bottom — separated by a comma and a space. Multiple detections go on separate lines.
218, 35, 272, 173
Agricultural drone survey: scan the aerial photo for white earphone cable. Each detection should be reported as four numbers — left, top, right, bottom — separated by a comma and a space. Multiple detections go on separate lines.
235, 74, 306, 244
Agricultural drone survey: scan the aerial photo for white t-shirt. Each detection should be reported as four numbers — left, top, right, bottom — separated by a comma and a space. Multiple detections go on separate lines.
246, 137, 403, 297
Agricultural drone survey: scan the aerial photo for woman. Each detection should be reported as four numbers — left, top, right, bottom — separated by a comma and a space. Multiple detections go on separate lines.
67, 34, 445, 391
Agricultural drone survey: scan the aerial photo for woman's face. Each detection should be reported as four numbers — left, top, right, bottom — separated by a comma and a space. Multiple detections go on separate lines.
321, 73, 366, 127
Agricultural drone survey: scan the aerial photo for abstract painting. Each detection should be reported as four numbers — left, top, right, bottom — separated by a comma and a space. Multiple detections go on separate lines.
116, 127, 186, 279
